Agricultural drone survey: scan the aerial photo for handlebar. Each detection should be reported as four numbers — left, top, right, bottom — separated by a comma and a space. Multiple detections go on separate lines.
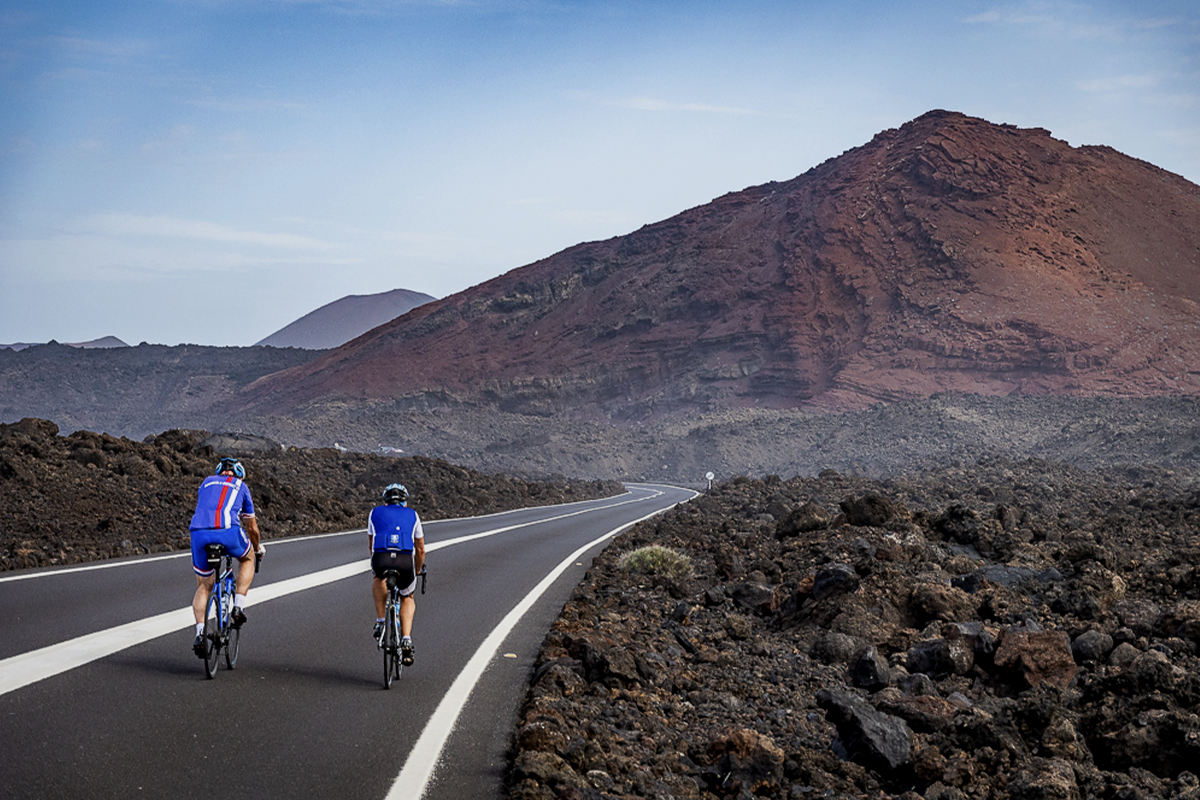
420, 564, 427, 595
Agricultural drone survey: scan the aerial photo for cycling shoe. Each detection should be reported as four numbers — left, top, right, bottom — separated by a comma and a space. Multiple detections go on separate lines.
401, 639, 415, 666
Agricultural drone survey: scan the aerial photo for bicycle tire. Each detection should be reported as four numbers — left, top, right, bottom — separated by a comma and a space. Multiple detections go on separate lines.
383, 601, 397, 690
223, 583, 240, 670
203, 590, 221, 679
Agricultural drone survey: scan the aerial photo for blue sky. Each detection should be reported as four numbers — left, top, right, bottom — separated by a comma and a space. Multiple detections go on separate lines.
1, 0, 1197, 347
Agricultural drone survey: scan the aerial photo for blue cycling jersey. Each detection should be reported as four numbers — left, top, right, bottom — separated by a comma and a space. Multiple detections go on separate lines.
369, 504, 423, 551
189, 475, 255, 531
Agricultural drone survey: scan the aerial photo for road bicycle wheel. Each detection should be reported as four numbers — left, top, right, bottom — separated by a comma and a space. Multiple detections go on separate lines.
383, 603, 397, 689
203, 591, 221, 679
223, 588, 240, 670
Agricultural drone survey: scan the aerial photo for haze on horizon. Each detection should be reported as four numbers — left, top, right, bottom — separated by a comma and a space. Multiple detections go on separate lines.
1, 0, 1197, 348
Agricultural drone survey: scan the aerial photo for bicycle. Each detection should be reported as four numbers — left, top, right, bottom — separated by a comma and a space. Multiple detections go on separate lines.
377, 564, 426, 689
200, 544, 260, 679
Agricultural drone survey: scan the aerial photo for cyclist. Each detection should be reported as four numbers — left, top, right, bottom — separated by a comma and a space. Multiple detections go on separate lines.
189, 457, 264, 657
369, 483, 425, 666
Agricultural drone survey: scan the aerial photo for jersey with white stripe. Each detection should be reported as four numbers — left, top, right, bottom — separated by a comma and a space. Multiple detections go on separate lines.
189, 475, 255, 531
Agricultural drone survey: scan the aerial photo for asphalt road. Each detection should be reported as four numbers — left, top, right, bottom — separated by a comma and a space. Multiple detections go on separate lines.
0, 483, 697, 799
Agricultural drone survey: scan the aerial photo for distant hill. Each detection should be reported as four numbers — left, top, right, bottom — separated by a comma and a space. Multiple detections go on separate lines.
0, 342, 321, 440
254, 288, 435, 349
1, 336, 128, 352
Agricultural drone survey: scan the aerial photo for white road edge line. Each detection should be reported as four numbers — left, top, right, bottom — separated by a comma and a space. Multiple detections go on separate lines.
385, 488, 698, 800
0, 489, 669, 697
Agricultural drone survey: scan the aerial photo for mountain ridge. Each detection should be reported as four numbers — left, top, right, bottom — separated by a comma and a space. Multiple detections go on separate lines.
231, 110, 1200, 421
254, 287, 435, 349
1, 336, 129, 352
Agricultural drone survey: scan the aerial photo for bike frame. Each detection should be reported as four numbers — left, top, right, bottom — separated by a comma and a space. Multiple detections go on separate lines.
378, 565, 426, 689
202, 546, 239, 678
215, 556, 235, 627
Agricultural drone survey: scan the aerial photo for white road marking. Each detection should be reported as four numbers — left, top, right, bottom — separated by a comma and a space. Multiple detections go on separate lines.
0, 489, 639, 584
0, 489, 672, 697
385, 490, 697, 800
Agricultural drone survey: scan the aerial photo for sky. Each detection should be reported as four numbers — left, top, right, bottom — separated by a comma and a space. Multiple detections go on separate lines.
1, 1, 1197, 347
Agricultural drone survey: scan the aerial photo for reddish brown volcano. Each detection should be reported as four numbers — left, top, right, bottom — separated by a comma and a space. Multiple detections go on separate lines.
238, 110, 1200, 420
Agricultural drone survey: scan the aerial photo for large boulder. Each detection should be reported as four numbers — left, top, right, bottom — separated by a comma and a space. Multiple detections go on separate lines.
816, 688, 913, 772
994, 629, 1078, 690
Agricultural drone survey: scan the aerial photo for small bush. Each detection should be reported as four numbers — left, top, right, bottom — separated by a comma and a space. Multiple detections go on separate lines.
618, 545, 694, 584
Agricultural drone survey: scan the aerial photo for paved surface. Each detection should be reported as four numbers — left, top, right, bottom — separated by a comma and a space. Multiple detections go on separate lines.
0, 484, 697, 800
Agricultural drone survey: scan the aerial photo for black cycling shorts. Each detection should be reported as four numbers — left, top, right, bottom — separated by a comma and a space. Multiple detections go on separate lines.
371, 550, 416, 595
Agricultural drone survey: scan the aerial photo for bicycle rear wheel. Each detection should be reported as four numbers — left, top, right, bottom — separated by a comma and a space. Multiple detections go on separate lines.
383, 604, 397, 689
223, 589, 240, 669
203, 591, 221, 679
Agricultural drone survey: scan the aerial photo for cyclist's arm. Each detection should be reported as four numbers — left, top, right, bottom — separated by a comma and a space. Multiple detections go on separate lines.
413, 537, 425, 576
242, 515, 262, 553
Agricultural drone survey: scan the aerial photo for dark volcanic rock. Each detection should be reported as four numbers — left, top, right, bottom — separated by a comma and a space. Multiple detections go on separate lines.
506, 457, 1200, 799
816, 688, 913, 774
0, 418, 621, 571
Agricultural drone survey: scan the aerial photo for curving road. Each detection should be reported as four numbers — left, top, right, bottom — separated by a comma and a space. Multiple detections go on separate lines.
0, 483, 697, 799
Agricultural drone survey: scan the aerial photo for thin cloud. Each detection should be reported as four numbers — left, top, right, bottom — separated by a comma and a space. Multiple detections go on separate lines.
567, 90, 761, 116
140, 125, 195, 153
46, 34, 154, 62
87, 213, 338, 250
1076, 73, 1161, 93
960, 6, 1063, 33
180, 0, 528, 14
187, 93, 309, 113
1133, 16, 1188, 30
959, 2, 1196, 41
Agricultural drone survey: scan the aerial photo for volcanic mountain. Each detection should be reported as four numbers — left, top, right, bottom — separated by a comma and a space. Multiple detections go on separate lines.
254, 287, 435, 350
233, 110, 1200, 422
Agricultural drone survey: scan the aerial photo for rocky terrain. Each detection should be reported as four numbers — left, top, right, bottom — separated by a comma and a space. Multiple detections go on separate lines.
506, 459, 1200, 800
0, 417, 620, 571
7, 334, 1198, 483
0, 342, 322, 442
232, 394, 1200, 484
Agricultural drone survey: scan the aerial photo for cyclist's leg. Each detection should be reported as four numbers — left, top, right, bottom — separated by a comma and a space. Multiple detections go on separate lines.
229, 527, 254, 596
400, 594, 416, 638
190, 541, 216, 625
399, 592, 415, 666
393, 551, 417, 637
370, 551, 394, 619
190, 530, 218, 624
234, 554, 255, 595
193, 574, 216, 624
372, 576, 387, 618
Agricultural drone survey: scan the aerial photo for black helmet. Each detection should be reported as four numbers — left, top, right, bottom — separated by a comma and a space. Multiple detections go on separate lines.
215, 457, 245, 479
382, 483, 409, 504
